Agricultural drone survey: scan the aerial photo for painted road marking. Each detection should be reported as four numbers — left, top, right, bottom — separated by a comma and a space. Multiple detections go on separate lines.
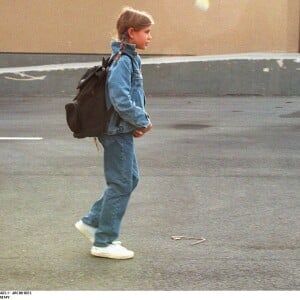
0, 137, 44, 141
5, 72, 47, 81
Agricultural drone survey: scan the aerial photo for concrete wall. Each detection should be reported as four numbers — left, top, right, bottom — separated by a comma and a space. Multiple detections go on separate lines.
1, 0, 299, 55
1, 53, 299, 96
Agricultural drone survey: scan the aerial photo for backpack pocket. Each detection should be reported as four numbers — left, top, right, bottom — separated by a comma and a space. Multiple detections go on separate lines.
65, 102, 81, 133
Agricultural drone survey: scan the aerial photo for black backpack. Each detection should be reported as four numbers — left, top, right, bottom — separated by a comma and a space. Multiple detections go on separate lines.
65, 53, 120, 138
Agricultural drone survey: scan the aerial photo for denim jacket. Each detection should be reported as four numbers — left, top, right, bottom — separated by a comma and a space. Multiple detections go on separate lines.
105, 41, 151, 135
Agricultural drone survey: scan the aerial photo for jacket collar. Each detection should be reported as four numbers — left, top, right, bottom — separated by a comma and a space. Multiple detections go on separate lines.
111, 41, 137, 58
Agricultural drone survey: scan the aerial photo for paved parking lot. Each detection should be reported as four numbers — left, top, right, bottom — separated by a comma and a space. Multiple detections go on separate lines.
0, 93, 299, 291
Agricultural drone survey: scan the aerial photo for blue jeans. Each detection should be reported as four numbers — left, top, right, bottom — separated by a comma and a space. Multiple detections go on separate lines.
82, 133, 139, 247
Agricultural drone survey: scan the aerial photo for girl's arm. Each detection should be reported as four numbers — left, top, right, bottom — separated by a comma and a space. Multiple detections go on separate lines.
107, 56, 151, 129
133, 122, 153, 138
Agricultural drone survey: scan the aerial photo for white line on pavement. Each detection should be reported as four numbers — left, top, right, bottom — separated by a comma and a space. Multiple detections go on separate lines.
0, 137, 44, 141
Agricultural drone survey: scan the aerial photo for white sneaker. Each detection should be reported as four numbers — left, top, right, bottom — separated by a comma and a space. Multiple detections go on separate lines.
75, 220, 122, 245
91, 243, 134, 259
75, 220, 96, 243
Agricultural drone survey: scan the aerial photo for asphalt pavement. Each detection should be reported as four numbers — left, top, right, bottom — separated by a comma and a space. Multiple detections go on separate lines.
0, 91, 299, 291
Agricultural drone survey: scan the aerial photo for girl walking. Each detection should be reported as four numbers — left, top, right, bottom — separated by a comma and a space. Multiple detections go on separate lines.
75, 7, 154, 259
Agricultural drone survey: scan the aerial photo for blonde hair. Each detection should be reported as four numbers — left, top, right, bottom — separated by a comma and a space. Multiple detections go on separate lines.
116, 7, 154, 41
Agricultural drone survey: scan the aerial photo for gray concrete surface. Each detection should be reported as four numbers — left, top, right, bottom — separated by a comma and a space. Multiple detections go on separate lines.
0, 91, 299, 290
1, 53, 300, 96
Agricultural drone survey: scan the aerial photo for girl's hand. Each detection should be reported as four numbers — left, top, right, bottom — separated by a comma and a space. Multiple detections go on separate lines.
133, 123, 153, 138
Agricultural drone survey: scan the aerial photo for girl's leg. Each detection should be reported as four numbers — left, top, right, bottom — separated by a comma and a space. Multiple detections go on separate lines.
94, 133, 139, 247
81, 196, 104, 228
80, 135, 139, 234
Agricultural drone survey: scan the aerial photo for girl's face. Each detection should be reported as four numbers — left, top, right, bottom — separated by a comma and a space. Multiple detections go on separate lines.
127, 25, 152, 50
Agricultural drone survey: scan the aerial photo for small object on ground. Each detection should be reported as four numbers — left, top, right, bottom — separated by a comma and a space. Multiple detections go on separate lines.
171, 235, 206, 245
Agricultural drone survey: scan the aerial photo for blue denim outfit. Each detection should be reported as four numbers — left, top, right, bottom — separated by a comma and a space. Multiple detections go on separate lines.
82, 41, 150, 247
105, 41, 150, 134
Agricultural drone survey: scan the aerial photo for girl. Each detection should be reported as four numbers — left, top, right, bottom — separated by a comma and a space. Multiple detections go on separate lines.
75, 7, 154, 259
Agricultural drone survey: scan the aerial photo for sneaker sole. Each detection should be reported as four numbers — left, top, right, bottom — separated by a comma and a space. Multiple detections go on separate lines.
91, 250, 134, 260
75, 222, 94, 243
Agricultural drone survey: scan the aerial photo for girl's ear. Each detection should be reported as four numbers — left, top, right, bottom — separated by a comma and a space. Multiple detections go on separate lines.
127, 27, 135, 39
